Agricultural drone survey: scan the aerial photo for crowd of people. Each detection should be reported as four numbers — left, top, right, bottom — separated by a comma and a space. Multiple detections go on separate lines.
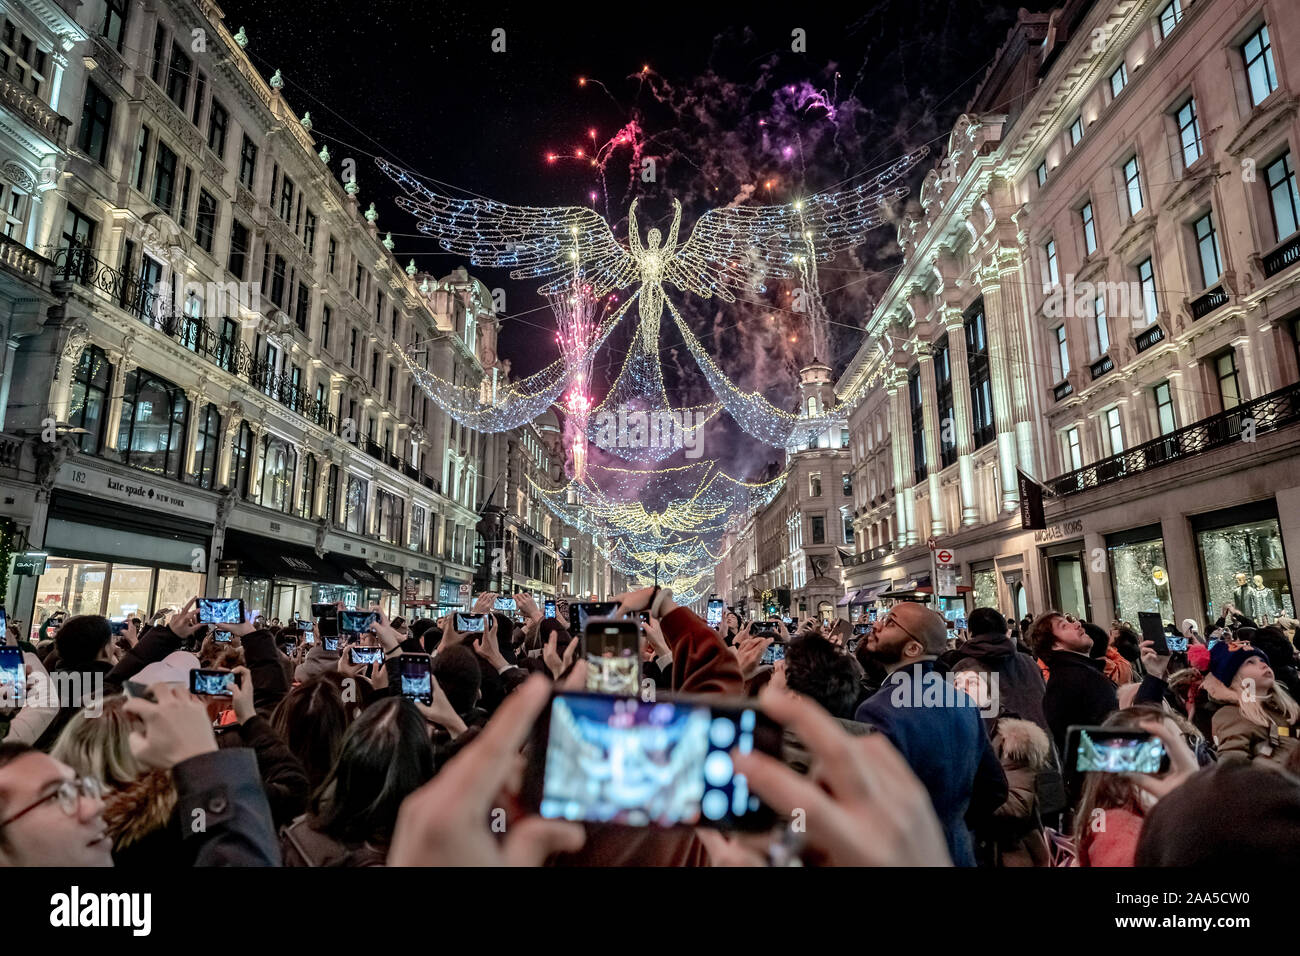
0, 585, 1297, 867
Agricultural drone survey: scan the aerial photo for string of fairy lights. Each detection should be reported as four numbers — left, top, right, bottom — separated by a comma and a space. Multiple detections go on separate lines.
378, 146, 928, 592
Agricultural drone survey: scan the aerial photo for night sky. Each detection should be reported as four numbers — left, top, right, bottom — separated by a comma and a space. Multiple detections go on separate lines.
220, 0, 1057, 480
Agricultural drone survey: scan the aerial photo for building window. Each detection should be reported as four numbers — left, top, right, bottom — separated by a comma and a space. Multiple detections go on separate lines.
115, 368, 189, 479
68, 346, 111, 455
278, 175, 295, 222
909, 364, 926, 483
410, 505, 426, 552
238, 135, 257, 189
355, 263, 364, 299
1106, 406, 1124, 454
1216, 350, 1241, 410
227, 219, 248, 280
344, 475, 368, 534
1124, 155, 1144, 216
217, 318, 238, 373
60, 205, 97, 255
294, 281, 309, 330
1158, 0, 1183, 39
1175, 96, 1203, 169
193, 404, 221, 489
1043, 238, 1059, 287
1066, 427, 1082, 471
304, 210, 316, 255
1080, 201, 1096, 255
1035, 160, 1047, 188
965, 304, 994, 449
1069, 116, 1084, 146
195, 189, 216, 253
232, 421, 254, 497
1094, 295, 1109, 356
151, 141, 176, 214
1243, 25, 1278, 107
1193, 212, 1223, 288
258, 436, 296, 513
1266, 151, 1300, 242
375, 489, 405, 545
350, 328, 359, 367
101, 0, 128, 51
77, 81, 114, 167
370, 350, 379, 387
0, 22, 47, 98
1110, 62, 1128, 98
149, 23, 164, 84
298, 454, 318, 519
207, 99, 228, 158
132, 125, 150, 191
842, 472, 852, 496
1154, 381, 1177, 435
190, 71, 206, 126
386, 364, 395, 402
270, 254, 286, 308
165, 42, 191, 109
327, 236, 337, 274
811, 515, 826, 545
1055, 325, 1070, 379
808, 472, 822, 497
321, 304, 332, 350
1137, 257, 1158, 324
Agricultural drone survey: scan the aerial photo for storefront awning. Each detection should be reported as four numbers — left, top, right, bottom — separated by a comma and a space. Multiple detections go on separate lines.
853, 583, 892, 604
836, 590, 861, 607
221, 531, 351, 585
330, 556, 399, 591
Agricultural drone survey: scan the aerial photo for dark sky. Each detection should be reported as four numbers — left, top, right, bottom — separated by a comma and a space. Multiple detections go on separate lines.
220, 0, 1057, 480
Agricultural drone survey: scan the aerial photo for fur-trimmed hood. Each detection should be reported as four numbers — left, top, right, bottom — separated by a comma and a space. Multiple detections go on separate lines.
102, 770, 177, 852
993, 717, 1052, 770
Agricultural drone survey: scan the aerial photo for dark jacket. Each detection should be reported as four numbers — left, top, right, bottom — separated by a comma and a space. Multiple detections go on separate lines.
173, 748, 281, 866
853, 659, 1008, 867
953, 632, 1050, 733
281, 815, 387, 867
216, 714, 310, 827
1041, 650, 1118, 755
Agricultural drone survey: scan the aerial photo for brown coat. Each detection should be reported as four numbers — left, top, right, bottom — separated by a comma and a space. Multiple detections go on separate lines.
1211, 698, 1300, 767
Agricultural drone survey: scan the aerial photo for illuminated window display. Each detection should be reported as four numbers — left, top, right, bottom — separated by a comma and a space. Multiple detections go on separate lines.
1106, 528, 1173, 625
971, 567, 999, 614
1195, 507, 1293, 624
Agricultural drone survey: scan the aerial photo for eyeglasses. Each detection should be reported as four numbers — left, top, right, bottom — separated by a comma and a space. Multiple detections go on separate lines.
1060, 614, 1080, 625
0, 776, 103, 831
876, 613, 919, 645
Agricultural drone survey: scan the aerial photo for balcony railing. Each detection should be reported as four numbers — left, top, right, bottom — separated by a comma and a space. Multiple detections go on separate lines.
0, 233, 48, 283
1134, 324, 1166, 353
1053, 380, 1073, 401
0, 71, 70, 145
1089, 355, 1114, 380
1190, 285, 1229, 320
1263, 233, 1300, 278
1045, 381, 1300, 497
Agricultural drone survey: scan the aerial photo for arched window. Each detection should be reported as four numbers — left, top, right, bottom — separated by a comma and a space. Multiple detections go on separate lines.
232, 421, 254, 497
68, 345, 112, 454
193, 404, 222, 489
115, 368, 188, 478
258, 435, 296, 512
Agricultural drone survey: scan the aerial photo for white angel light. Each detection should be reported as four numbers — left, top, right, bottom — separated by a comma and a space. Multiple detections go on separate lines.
377, 148, 927, 357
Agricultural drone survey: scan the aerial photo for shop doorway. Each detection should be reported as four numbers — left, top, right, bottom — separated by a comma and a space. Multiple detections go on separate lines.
1046, 550, 1091, 623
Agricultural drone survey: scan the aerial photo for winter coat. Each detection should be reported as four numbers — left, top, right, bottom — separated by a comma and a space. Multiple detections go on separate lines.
281, 815, 387, 867
1211, 697, 1300, 768
1103, 646, 1132, 686
953, 632, 1050, 733
103, 770, 181, 868
1041, 651, 1119, 755
216, 714, 311, 827
982, 717, 1052, 867
855, 660, 1009, 867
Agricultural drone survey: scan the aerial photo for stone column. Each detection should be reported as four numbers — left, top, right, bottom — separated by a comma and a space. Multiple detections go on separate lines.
290, 442, 309, 518
1232, 336, 1260, 403
945, 312, 979, 526
917, 348, 945, 536
1167, 364, 1198, 429
246, 423, 267, 500
101, 353, 137, 453
1127, 385, 1152, 446
886, 371, 913, 547
216, 410, 244, 489
978, 265, 1021, 512
183, 386, 203, 476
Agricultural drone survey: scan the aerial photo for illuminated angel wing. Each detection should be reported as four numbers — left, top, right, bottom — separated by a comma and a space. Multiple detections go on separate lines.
663, 146, 929, 301
376, 158, 639, 296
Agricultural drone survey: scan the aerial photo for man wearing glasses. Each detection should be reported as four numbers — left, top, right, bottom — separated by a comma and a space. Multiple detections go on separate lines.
0, 746, 111, 866
853, 602, 1007, 867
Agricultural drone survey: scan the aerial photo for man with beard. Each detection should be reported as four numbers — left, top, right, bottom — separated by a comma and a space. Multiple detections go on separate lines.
853, 603, 1007, 867
1031, 612, 1118, 755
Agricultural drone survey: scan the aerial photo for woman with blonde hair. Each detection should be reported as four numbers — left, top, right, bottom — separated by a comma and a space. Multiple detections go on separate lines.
50, 694, 179, 867
1203, 640, 1299, 767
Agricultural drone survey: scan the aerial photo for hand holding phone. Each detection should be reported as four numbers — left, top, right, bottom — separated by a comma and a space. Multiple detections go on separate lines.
197, 598, 246, 625
1138, 612, 1169, 657
0, 647, 25, 712
189, 668, 239, 697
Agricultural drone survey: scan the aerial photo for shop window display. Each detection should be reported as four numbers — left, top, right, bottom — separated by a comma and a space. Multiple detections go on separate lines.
1107, 536, 1173, 625
971, 568, 999, 614
1197, 517, 1293, 624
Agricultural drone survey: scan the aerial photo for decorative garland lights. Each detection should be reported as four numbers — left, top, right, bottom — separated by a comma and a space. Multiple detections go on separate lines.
377, 146, 926, 590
